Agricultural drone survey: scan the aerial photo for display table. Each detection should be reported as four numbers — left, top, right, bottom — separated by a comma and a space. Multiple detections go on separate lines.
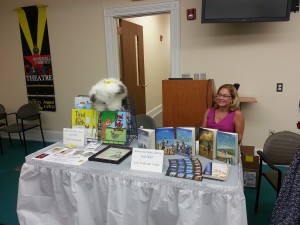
17, 142, 247, 225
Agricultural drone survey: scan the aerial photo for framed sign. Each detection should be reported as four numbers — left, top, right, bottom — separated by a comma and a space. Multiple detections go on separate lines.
88, 145, 132, 164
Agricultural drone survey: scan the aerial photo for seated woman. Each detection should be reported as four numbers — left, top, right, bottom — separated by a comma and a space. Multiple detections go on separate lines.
202, 84, 245, 144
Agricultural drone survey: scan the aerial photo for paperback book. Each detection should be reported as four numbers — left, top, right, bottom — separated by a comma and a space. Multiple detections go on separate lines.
176, 127, 196, 156
216, 131, 239, 165
137, 128, 155, 149
155, 127, 175, 155
198, 127, 218, 160
71, 108, 99, 141
74, 96, 93, 109
165, 157, 203, 181
203, 162, 230, 181
101, 111, 127, 145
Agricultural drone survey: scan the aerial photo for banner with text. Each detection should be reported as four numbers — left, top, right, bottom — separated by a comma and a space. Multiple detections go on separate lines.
17, 5, 56, 111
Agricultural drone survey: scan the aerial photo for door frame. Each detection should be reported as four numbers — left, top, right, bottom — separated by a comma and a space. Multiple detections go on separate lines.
104, 0, 180, 79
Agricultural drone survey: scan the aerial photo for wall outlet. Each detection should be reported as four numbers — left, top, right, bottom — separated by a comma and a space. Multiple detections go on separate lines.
182, 73, 190, 78
276, 83, 283, 92
200, 73, 206, 80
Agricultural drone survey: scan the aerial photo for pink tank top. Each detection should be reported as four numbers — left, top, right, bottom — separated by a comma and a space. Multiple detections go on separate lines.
206, 108, 235, 132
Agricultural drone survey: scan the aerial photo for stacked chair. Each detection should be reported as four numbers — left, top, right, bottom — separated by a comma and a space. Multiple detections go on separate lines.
0, 104, 9, 155
135, 114, 157, 130
0, 103, 45, 155
254, 131, 300, 212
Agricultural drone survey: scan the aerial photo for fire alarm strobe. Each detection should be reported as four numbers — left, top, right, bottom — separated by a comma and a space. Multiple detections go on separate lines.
187, 8, 196, 20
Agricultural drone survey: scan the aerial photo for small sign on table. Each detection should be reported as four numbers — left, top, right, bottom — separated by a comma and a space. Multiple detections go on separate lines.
130, 148, 164, 173
63, 128, 86, 147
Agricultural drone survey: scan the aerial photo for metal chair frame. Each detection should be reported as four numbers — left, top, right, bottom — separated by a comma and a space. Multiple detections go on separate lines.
0, 103, 45, 155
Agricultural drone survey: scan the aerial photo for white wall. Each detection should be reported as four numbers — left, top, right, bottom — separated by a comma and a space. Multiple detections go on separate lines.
180, 0, 300, 148
0, 0, 300, 149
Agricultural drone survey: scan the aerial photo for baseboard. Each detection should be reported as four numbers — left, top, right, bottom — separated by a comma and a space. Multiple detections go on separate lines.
147, 104, 162, 118
1, 130, 63, 143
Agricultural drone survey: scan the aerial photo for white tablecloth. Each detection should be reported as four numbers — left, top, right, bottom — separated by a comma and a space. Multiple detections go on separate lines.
17, 142, 247, 225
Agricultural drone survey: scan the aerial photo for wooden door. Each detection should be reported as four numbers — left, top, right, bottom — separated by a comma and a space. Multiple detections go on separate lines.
119, 19, 146, 115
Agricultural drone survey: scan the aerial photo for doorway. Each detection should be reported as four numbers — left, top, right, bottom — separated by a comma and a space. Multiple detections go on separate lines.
104, 0, 181, 116
118, 19, 146, 115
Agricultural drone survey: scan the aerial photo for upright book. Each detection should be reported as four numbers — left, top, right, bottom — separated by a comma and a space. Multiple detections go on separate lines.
198, 127, 218, 160
71, 108, 99, 141
137, 128, 155, 149
216, 131, 239, 165
202, 162, 230, 181
74, 96, 93, 109
176, 127, 196, 156
101, 111, 127, 145
155, 127, 175, 155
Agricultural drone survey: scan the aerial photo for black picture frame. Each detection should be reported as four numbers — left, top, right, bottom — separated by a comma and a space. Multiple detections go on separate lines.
88, 145, 132, 164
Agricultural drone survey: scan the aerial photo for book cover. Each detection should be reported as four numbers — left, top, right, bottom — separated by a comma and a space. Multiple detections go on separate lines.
101, 111, 127, 129
155, 127, 175, 155
138, 128, 155, 149
101, 128, 127, 144
71, 108, 99, 141
101, 111, 127, 144
198, 127, 218, 160
176, 127, 195, 156
74, 96, 93, 109
216, 131, 239, 165
165, 157, 203, 181
203, 162, 230, 181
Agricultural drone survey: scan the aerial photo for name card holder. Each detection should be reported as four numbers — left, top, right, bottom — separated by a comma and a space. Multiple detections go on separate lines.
63, 128, 86, 147
130, 148, 164, 173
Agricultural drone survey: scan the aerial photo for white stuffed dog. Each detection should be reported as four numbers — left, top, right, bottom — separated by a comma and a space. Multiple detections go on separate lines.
89, 78, 128, 112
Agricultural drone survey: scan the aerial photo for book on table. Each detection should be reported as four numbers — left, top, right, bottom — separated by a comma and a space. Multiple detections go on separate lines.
71, 108, 99, 141
155, 127, 175, 155
202, 161, 230, 181
137, 128, 155, 149
74, 96, 93, 109
216, 131, 239, 165
175, 127, 196, 156
165, 157, 203, 181
198, 127, 218, 160
100, 111, 127, 145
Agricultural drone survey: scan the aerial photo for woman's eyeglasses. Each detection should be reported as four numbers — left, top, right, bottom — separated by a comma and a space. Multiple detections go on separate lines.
216, 93, 232, 99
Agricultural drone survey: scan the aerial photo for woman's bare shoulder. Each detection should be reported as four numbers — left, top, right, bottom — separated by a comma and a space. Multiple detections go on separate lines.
234, 109, 244, 118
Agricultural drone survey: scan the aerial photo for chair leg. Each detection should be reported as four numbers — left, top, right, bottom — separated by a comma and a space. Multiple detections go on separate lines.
40, 126, 45, 147
8, 133, 13, 146
254, 159, 263, 213
8, 133, 12, 145
0, 136, 3, 155
22, 131, 28, 156
19, 133, 23, 146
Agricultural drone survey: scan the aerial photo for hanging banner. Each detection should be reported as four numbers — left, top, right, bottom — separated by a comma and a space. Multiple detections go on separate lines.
16, 5, 56, 111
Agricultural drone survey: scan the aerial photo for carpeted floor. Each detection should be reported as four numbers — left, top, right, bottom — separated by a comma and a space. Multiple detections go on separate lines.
0, 138, 278, 225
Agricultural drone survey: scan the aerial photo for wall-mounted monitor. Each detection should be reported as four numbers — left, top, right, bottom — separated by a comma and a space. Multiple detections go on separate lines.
201, 0, 293, 23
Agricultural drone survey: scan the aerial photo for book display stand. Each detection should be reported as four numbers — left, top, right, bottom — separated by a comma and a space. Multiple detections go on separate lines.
98, 97, 137, 146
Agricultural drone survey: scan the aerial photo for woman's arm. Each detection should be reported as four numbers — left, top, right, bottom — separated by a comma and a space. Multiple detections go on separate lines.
234, 109, 245, 144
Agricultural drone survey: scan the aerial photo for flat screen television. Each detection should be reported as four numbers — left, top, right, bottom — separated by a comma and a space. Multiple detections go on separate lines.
201, 0, 293, 23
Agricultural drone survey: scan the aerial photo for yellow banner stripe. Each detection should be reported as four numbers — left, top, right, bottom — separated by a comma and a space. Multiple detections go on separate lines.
37, 6, 47, 55
16, 8, 34, 55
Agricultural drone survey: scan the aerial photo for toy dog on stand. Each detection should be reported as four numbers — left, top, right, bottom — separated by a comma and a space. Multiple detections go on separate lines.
89, 78, 128, 112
